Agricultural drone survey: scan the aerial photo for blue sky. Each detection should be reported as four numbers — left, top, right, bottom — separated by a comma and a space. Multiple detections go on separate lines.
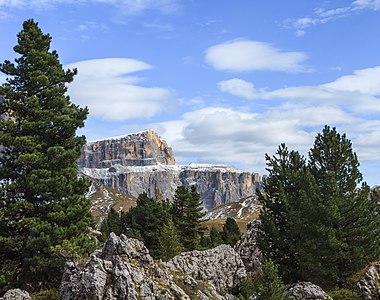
1, 0, 380, 186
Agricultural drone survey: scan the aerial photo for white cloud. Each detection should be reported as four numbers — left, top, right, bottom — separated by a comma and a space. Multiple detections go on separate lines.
322, 66, 380, 95
217, 78, 257, 99
353, 0, 380, 10
148, 103, 380, 185
286, 1, 380, 36
150, 106, 357, 174
218, 66, 380, 113
66, 58, 174, 121
205, 39, 309, 73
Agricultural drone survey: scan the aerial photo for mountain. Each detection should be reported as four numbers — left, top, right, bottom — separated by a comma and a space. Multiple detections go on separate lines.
79, 130, 262, 210
85, 177, 136, 224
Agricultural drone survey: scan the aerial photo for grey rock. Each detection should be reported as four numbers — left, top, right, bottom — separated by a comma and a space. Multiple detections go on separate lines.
286, 282, 332, 300
60, 233, 245, 300
357, 261, 380, 300
0, 289, 31, 300
166, 244, 246, 294
234, 220, 262, 277
79, 130, 176, 168
80, 130, 262, 210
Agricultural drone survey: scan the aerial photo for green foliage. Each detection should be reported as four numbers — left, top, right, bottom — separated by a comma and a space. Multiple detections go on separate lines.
172, 186, 205, 251
159, 218, 183, 261
123, 193, 169, 257
221, 217, 241, 246
210, 226, 224, 247
0, 19, 95, 292
258, 126, 380, 289
251, 260, 287, 300
237, 278, 255, 300
99, 208, 122, 242
328, 289, 362, 300
31, 289, 60, 300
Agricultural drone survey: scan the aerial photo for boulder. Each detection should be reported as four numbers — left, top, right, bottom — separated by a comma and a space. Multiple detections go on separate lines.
165, 244, 246, 294
357, 261, 380, 300
286, 282, 332, 300
0, 289, 31, 300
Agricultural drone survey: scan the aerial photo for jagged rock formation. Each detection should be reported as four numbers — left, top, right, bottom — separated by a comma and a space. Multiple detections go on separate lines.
79, 130, 176, 168
234, 220, 262, 277
357, 261, 380, 300
165, 244, 246, 294
79, 130, 261, 210
0, 289, 31, 300
286, 282, 333, 300
60, 233, 244, 300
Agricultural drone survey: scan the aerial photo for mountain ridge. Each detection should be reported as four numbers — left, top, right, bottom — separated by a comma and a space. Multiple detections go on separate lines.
79, 130, 262, 210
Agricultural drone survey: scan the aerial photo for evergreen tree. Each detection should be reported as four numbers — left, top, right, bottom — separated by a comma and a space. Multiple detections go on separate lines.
210, 226, 223, 247
307, 126, 380, 286
257, 144, 319, 283
171, 186, 205, 251
123, 193, 168, 257
258, 126, 380, 289
159, 218, 183, 261
99, 207, 122, 242
252, 260, 287, 300
221, 217, 241, 246
0, 19, 94, 292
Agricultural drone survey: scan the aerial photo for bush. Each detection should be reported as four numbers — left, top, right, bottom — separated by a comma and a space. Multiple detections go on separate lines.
328, 288, 361, 300
31, 289, 60, 300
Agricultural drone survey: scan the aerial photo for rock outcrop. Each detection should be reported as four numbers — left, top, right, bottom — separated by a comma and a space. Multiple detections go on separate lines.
357, 261, 380, 300
79, 130, 261, 210
60, 233, 244, 300
165, 244, 246, 294
286, 282, 332, 300
0, 289, 31, 300
234, 220, 262, 276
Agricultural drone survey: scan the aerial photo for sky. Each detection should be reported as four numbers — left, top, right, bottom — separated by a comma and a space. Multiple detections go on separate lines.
1, 0, 380, 186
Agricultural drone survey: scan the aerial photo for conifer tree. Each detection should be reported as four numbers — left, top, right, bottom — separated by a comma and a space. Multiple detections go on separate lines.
307, 126, 380, 286
172, 186, 205, 251
210, 226, 223, 247
123, 193, 168, 257
258, 126, 380, 289
99, 207, 122, 242
221, 217, 241, 246
252, 260, 287, 300
159, 218, 183, 261
0, 19, 94, 292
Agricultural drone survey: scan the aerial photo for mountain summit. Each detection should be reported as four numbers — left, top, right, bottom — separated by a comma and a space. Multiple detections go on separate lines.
79, 130, 261, 210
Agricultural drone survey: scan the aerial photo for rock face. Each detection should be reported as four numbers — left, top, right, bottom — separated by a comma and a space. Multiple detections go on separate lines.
286, 282, 332, 300
357, 261, 380, 300
0, 289, 31, 300
79, 130, 261, 210
234, 220, 262, 276
60, 233, 244, 300
79, 130, 176, 168
165, 244, 246, 294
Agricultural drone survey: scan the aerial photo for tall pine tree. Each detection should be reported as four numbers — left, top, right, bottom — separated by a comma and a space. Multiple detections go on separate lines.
172, 186, 205, 251
258, 126, 380, 289
0, 19, 94, 292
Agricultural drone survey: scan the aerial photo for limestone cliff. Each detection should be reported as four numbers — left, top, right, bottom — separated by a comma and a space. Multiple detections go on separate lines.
79, 130, 176, 168
79, 130, 262, 210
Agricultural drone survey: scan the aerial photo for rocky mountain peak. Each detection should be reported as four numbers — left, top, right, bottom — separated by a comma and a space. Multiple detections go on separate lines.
79, 130, 262, 210
79, 129, 176, 169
